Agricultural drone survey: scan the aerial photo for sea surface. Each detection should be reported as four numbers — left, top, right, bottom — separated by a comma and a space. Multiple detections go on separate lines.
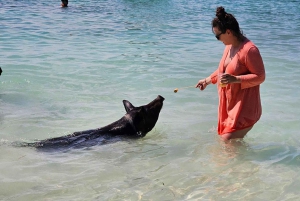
1, 0, 300, 200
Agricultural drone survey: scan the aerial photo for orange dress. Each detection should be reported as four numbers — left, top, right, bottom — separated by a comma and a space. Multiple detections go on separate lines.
210, 39, 265, 135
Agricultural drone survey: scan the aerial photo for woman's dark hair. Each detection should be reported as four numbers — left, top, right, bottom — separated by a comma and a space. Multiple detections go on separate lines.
212, 7, 244, 41
61, 0, 68, 7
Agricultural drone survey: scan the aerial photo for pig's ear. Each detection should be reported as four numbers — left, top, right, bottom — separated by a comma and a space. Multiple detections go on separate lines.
123, 100, 135, 113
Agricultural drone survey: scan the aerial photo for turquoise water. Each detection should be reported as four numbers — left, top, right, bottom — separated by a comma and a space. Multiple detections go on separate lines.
1, 0, 300, 200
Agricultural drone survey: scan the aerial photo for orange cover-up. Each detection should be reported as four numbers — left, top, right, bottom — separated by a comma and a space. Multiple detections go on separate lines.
210, 39, 265, 135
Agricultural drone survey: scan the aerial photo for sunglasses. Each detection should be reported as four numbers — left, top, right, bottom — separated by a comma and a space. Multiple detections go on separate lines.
215, 32, 224, 40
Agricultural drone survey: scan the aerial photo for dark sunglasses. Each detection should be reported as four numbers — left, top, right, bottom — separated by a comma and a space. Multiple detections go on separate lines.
215, 32, 224, 40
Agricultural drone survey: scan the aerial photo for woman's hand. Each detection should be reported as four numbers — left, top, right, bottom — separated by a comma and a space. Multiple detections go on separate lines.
220, 74, 240, 84
196, 78, 209, 91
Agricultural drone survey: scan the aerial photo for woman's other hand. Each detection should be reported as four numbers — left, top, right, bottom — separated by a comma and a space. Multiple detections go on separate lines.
196, 78, 208, 91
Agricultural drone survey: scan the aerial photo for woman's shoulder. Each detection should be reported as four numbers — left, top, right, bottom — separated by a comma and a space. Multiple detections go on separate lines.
238, 39, 261, 63
241, 38, 259, 54
242, 38, 253, 47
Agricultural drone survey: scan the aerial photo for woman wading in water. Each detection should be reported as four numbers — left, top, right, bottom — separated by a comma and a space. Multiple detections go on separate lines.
196, 7, 265, 141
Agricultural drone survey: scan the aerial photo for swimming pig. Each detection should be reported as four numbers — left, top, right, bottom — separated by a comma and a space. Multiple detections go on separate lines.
26, 95, 164, 149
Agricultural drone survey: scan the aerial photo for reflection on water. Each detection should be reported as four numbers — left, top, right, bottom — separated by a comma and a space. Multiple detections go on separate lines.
251, 143, 300, 167
1, 131, 300, 200
184, 138, 300, 200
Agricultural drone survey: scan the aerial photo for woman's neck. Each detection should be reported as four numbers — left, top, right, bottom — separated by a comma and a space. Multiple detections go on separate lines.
232, 35, 245, 48
232, 40, 241, 48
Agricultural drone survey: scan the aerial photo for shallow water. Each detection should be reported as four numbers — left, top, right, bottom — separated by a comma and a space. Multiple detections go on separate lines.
1, 0, 300, 200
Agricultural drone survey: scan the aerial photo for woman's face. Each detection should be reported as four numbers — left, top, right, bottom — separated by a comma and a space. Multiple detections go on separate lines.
213, 27, 231, 45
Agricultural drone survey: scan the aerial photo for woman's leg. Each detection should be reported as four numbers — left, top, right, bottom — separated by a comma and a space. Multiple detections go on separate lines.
220, 126, 253, 141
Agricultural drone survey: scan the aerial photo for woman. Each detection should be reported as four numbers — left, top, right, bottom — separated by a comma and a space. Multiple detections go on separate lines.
196, 7, 265, 141
61, 0, 68, 7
